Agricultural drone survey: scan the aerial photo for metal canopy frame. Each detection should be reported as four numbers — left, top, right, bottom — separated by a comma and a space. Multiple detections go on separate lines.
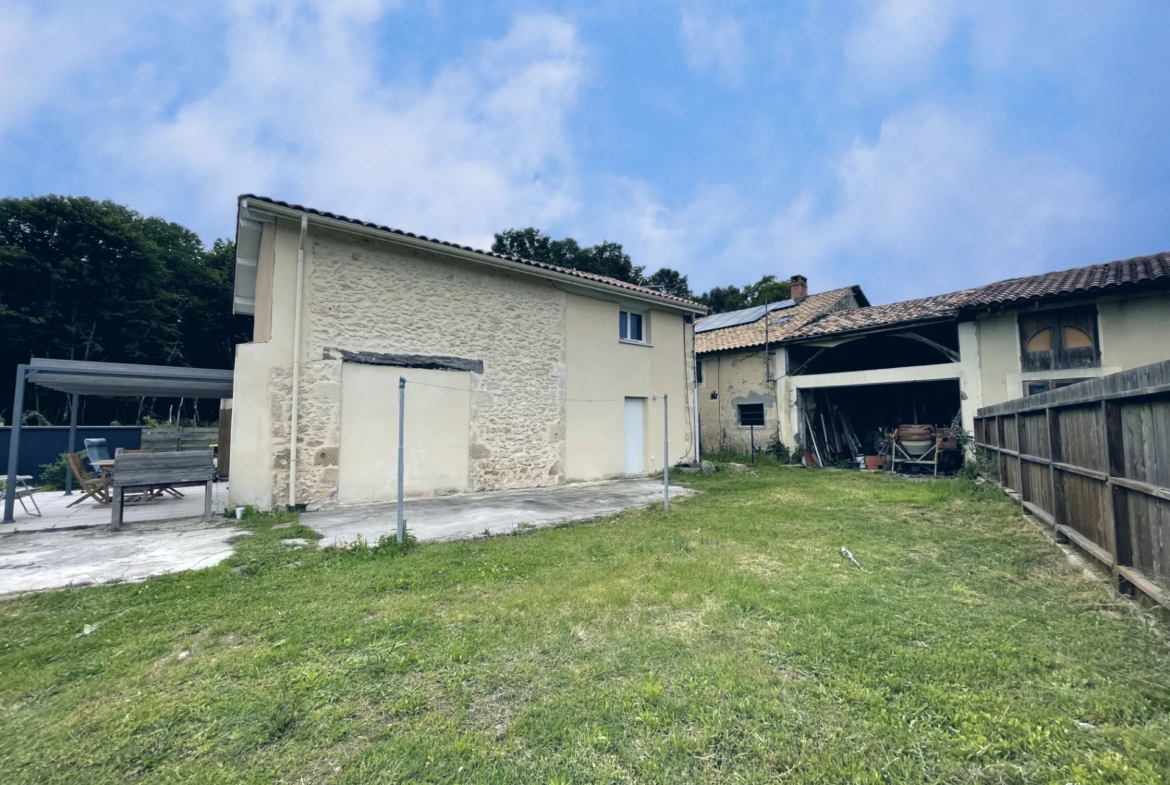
4, 359, 234, 523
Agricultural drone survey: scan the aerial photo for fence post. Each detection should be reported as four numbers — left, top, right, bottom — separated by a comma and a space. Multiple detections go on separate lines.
1102, 400, 1132, 592
1045, 406, 1060, 533
663, 394, 669, 511
397, 376, 406, 544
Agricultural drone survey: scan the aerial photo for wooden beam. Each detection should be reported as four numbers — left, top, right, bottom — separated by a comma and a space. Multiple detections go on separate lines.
790, 347, 830, 377
1056, 524, 1115, 569
324, 348, 484, 374
1051, 461, 1108, 482
1022, 500, 1055, 526
891, 331, 960, 363
1109, 475, 1170, 502
1116, 566, 1169, 608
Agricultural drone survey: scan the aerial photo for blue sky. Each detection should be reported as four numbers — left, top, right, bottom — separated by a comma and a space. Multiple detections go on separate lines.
2, 0, 1169, 303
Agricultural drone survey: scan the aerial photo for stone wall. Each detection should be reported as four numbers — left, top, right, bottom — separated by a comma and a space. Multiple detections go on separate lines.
287, 228, 567, 507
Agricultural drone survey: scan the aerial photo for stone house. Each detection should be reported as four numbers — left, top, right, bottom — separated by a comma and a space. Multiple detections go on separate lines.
696, 254, 1170, 458
228, 196, 706, 511
694, 276, 868, 453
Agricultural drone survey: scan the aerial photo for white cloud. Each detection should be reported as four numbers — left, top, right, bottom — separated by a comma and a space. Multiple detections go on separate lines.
592, 105, 1106, 302
0, 1, 134, 138
844, 0, 960, 86
3, 1, 585, 246
679, 9, 747, 83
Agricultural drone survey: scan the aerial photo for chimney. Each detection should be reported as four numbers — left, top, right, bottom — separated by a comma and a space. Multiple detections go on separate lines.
790, 274, 808, 303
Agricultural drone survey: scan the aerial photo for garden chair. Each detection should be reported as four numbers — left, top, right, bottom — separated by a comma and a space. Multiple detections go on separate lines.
65, 452, 112, 507
84, 438, 112, 465
0, 475, 41, 517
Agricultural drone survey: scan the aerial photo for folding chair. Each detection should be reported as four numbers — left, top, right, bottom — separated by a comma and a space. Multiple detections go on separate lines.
0, 475, 41, 517
65, 452, 112, 507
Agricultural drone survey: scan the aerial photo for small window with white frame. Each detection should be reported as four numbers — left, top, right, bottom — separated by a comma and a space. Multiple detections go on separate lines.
696, 359, 704, 385
619, 310, 645, 343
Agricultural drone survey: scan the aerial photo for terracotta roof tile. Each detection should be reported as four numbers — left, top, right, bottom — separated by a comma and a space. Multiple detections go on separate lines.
696, 287, 860, 354
962, 251, 1170, 307
782, 290, 973, 342
778, 251, 1169, 344
240, 195, 705, 309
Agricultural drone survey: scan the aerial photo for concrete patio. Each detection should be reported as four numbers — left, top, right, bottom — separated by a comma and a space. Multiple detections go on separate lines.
303, 478, 693, 547
0, 481, 230, 533
0, 479, 692, 594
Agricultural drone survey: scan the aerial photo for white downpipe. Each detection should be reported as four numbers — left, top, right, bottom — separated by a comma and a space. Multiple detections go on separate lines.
693, 384, 701, 462
289, 215, 308, 509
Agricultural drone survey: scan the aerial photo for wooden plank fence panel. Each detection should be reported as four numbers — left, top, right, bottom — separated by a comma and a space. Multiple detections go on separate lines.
1058, 406, 1105, 474
1061, 472, 1112, 554
141, 426, 219, 452
1020, 412, 1050, 460
975, 359, 1170, 608
1022, 461, 1053, 514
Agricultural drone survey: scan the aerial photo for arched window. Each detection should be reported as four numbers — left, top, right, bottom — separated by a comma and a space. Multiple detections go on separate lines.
1024, 328, 1052, 352
1018, 307, 1099, 371
1062, 325, 1094, 349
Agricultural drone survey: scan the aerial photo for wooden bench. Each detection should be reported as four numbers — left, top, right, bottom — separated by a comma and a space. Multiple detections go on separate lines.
111, 450, 215, 530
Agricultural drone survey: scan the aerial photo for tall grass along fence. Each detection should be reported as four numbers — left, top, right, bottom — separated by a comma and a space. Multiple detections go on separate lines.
974, 359, 1170, 608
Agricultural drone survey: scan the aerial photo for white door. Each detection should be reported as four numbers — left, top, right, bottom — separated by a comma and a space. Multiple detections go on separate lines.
624, 397, 645, 474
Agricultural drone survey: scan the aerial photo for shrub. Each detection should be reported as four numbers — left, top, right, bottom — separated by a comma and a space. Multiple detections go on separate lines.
37, 452, 81, 491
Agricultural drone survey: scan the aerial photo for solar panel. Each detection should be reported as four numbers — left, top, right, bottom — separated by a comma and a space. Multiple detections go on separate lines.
695, 299, 796, 333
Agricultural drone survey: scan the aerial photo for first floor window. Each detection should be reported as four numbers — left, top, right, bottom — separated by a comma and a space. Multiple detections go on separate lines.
1019, 307, 1100, 371
696, 359, 704, 384
1026, 379, 1083, 396
620, 310, 644, 342
737, 403, 765, 426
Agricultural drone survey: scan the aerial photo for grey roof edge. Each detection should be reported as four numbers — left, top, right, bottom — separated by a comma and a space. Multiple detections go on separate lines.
23, 359, 234, 399
239, 195, 708, 313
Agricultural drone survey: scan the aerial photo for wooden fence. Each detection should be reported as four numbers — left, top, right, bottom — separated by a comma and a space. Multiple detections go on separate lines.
974, 360, 1170, 607
140, 426, 219, 452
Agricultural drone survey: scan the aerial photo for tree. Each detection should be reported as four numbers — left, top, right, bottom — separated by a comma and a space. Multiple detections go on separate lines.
0, 195, 243, 425
695, 285, 745, 314
492, 228, 644, 286
696, 275, 792, 314
742, 275, 791, 308
644, 267, 693, 299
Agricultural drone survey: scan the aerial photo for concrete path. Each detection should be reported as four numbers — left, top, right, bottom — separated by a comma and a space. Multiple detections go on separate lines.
0, 517, 246, 594
304, 478, 693, 547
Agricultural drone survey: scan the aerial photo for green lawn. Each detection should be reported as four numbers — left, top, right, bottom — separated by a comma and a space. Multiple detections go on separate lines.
2, 467, 1168, 784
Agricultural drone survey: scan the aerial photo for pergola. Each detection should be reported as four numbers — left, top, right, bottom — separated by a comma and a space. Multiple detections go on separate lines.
4, 359, 234, 522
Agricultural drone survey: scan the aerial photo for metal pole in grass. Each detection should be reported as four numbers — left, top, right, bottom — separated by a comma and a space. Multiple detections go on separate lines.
65, 392, 79, 495
396, 376, 406, 544
663, 393, 669, 511
4, 365, 29, 523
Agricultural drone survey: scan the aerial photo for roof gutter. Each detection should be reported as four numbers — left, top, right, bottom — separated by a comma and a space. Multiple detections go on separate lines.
240, 198, 706, 316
